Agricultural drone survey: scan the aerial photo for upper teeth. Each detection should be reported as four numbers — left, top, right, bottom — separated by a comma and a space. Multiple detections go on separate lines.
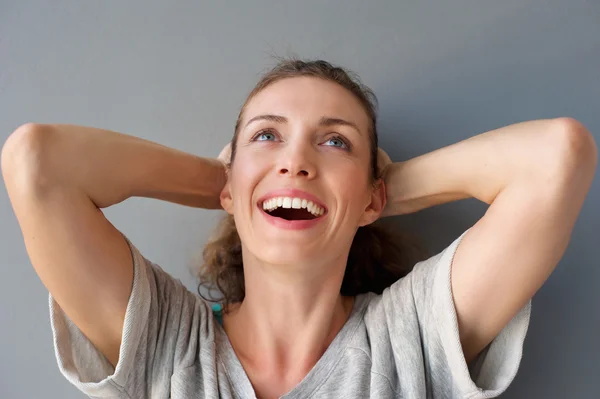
262, 197, 325, 217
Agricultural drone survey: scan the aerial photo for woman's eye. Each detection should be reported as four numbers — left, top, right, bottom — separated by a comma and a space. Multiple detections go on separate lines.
324, 136, 349, 149
254, 131, 276, 141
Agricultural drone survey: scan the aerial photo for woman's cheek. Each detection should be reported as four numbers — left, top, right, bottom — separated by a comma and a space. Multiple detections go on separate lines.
328, 158, 368, 183
233, 152, 264, 177
331, 165, 370, 202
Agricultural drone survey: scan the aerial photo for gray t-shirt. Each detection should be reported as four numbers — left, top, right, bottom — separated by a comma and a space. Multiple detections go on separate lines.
49, 229, 531, 398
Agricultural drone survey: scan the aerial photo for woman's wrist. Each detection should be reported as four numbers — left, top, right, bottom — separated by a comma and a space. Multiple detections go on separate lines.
141, 155, 226, 209
381, 155, 471, 217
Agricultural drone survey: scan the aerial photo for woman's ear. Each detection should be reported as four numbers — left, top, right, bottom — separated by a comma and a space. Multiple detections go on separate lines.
358, 179, 387, 227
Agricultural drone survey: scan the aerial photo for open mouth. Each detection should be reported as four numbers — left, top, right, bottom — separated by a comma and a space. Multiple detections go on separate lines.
261, 197, 326, 221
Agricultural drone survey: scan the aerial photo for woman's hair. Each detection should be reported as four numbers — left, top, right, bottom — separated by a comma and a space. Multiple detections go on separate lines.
195, 58, 427, 309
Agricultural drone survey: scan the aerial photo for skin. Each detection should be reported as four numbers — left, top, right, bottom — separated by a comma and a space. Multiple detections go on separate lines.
219, 77, 598, 397
219, 77, 385, 396
3, 75, 596, 399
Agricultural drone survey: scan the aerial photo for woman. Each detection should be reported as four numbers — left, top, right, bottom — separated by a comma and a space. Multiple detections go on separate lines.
2, 59, 596, 398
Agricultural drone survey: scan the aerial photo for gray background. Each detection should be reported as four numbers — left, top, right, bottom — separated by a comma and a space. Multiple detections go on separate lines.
1, 1, 598, 398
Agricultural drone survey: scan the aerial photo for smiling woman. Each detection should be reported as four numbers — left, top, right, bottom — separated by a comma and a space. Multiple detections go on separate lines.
3, 58, 595, 399
198, 60, 426, 310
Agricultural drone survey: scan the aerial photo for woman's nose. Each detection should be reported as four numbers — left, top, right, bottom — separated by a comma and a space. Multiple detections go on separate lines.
278, 145, 316, 178
279, 166, 310, 177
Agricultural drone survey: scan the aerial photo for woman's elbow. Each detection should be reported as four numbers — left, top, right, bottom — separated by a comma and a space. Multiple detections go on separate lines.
548, 117, 597, 175
2, 123, 55, 192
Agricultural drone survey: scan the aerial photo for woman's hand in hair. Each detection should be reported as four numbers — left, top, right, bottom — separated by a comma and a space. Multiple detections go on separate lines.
377, 147, 397, 218
377, 147, 392, 177
218, 142, 232, 167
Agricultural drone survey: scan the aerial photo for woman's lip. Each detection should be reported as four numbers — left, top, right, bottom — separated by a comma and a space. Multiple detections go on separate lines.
256, 188, 328, 211
258, 204, 326, 230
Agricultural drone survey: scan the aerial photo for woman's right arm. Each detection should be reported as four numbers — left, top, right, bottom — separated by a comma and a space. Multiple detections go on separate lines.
1, 123, 226, 368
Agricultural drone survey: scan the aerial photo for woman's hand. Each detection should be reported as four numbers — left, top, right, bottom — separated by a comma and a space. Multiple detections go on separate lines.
218, 141, 232, 167
377, 147, 392, 177
377, 147, 396, 218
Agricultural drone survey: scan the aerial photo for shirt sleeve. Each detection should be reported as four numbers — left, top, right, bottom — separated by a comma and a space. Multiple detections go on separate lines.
48, 235, 204, 398
408, 229, 532, 398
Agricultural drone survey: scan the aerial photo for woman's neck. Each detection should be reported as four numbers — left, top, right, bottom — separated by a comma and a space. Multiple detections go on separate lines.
223, 293, 354, 397
221, 255, 355, 390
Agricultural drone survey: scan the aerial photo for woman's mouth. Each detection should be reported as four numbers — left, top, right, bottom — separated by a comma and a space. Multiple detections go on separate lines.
260, 196, 326, 221
262, 197, 327, 225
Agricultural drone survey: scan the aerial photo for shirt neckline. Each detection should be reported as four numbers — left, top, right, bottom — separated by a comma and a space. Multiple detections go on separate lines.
213, 293, 372, 399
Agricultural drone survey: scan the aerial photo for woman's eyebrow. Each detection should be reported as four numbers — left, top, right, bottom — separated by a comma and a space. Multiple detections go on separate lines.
319, 117, 361, 136
245, 114, 361, 135
245, 114, 287, 127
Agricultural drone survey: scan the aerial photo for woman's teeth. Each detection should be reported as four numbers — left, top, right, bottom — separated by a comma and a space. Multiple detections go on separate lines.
262, 197, 325, 217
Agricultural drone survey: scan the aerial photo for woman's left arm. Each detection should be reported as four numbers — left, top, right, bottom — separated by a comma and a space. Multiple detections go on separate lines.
382, 117, 597, 363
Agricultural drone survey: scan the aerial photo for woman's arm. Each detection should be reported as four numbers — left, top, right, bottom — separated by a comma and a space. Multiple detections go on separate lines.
2, 123, 226, 368
381, 117, 597, 362
382, 118, 596, 216
19, 123, 227, 209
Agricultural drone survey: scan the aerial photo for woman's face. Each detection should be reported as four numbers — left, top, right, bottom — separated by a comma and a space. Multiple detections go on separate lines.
221, 77, 385, 267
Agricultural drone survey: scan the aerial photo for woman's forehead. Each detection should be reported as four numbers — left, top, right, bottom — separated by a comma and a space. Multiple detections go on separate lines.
242, 77, 369, 132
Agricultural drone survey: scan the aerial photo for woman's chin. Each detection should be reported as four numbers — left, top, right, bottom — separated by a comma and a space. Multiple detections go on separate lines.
256, 245, 321, 268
